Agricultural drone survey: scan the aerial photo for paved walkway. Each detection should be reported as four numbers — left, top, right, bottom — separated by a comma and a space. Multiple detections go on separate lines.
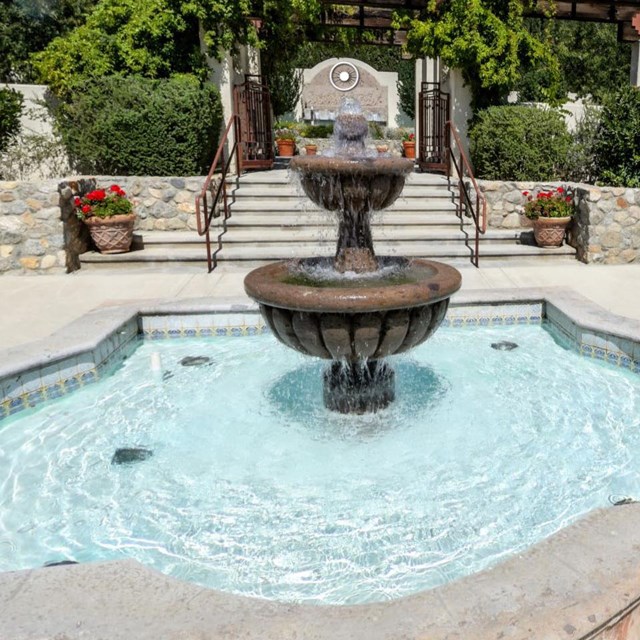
1, 262, 640, 350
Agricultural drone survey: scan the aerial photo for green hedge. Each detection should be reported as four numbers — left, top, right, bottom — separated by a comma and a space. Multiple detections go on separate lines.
57, 75, 223, 175
0, 88, 23, 152
593, 85, 640, 188
469, 106, 571, 181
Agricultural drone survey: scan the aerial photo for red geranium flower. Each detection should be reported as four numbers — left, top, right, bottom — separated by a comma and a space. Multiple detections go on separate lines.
81, 204, 91, 213
565, 196, 572, 202
557, 187, 564, 194
86, 189, 106, 201
74, 196, 81, 206
522, 191, 529, 196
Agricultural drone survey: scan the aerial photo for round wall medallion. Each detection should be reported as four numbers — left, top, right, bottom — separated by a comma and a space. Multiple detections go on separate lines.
329, 61, 360, 92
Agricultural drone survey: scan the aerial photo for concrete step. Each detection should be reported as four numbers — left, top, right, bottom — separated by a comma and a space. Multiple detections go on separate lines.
230, 170, 452, 187
220, 227, 527, 245
79, 240, 576, 270
220, 212, 472, 227
227, 199, 459, 213
228, 186, 455, 200
81, 240, 574, 263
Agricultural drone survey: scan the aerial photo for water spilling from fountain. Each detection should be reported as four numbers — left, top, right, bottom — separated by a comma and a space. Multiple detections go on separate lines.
244, 100, 462, 413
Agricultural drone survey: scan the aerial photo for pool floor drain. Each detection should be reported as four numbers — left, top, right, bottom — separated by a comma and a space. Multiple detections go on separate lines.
111, 447, 154, 465
491, 341, 519, 351
180, 356, 211, 367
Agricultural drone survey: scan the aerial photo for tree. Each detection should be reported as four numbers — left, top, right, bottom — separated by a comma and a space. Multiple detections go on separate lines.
0, 87, 23, 152
33, 0, 321, 98
0, 0, 96, 82
593, 85, 640, 188
398, 0, 560, 109
516, 20, 631, 103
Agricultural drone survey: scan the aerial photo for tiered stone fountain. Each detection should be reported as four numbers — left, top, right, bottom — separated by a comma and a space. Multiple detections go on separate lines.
245, 102, 461, 413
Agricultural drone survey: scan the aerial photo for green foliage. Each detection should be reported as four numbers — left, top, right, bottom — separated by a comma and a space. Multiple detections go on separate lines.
1, 0, 96, 82
266, 64, 303, 118
565, 105, 600, 184
469, 105, 571, 181
298, 124, 333, 138
516, 20, 631, 104
0, 88, 23, 152
56, 75, 223, 175
32, 0, 208, 98
593, 86, 640, 188
400, 0, 559, 108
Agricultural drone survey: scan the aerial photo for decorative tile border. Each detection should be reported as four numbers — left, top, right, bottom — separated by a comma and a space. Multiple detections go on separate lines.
0, 318, 138, 420
139, 313, 268, 339
2, 294, 639, 422
443, 302, 543, 327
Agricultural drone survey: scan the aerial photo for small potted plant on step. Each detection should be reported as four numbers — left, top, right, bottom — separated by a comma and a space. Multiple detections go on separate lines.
401, 131, 416, 159
522, 186, 575, 248
75, 184, 135, 254
275, 128, 297, 157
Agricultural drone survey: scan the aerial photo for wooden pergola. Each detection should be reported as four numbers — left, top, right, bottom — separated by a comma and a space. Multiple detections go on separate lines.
317, 1, 640, 44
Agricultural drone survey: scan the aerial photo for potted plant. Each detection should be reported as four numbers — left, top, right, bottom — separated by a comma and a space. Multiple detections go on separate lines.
304, 143, 318, 156
75, 184, 135, 254
401, 131, 416, 159
522, 186, 575, 247
275, 128, 297, 157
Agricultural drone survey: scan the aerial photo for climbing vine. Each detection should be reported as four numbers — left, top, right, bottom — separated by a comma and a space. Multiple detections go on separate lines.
397, 0, 560, 108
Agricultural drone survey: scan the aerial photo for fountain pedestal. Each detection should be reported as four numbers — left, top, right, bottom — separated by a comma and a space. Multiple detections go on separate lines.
244, 103, 462, 414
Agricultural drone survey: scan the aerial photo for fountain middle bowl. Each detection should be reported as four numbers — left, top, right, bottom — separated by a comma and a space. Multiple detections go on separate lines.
244, 257, 461, 361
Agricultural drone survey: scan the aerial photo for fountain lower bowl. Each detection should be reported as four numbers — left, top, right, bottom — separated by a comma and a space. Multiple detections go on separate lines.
244, 258, 461, 361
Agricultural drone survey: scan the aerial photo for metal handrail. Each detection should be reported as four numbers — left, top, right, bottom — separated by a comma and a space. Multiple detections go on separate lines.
195, 114, 241, 272
445, 121, 487, 267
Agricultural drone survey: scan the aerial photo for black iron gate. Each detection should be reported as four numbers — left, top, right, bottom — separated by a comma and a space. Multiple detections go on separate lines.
418, 82, 450, 173
233, 75, 274, 170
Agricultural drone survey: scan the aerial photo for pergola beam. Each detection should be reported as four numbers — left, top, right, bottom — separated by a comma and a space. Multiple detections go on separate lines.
317, 1, 640, 42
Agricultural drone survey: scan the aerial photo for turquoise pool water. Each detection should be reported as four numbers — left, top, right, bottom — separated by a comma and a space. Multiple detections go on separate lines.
0, 325, 639, 604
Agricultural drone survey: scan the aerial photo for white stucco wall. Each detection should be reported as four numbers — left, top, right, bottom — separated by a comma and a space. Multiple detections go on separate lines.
1, 84, 53, 137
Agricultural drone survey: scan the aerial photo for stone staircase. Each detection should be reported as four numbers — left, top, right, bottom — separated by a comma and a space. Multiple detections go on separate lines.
80, 169, 577, 270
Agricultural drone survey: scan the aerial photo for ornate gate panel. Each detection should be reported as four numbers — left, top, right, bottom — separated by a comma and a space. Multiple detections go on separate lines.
418, 83, 450, 173
233, 75, 274, 170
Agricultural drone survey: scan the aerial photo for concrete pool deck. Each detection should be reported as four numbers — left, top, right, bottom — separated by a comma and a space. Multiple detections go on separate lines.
1, 262, 640, 350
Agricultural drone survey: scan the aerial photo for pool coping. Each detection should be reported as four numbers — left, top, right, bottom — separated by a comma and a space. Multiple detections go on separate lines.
1, 286, 640, 639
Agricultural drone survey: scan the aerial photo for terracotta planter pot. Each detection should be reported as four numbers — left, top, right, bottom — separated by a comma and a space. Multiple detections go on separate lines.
305, 145, 318, 156
403, 141, 416, 159
276, 139, 295, 157
84, 213, 136, 254
533, 216, 572, 247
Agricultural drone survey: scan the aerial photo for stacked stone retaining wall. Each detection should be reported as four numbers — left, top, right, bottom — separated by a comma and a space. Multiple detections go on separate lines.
0, 175, 220, 274
480, 180, 640, 264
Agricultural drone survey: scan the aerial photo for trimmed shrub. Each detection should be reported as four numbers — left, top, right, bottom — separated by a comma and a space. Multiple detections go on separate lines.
469, 105, 571, 181
593, 86, 640, 188
0, 88, 23, 152
57, 75, 223, 175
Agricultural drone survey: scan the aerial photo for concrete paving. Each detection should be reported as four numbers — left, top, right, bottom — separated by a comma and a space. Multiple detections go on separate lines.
1, 262, 639, 350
